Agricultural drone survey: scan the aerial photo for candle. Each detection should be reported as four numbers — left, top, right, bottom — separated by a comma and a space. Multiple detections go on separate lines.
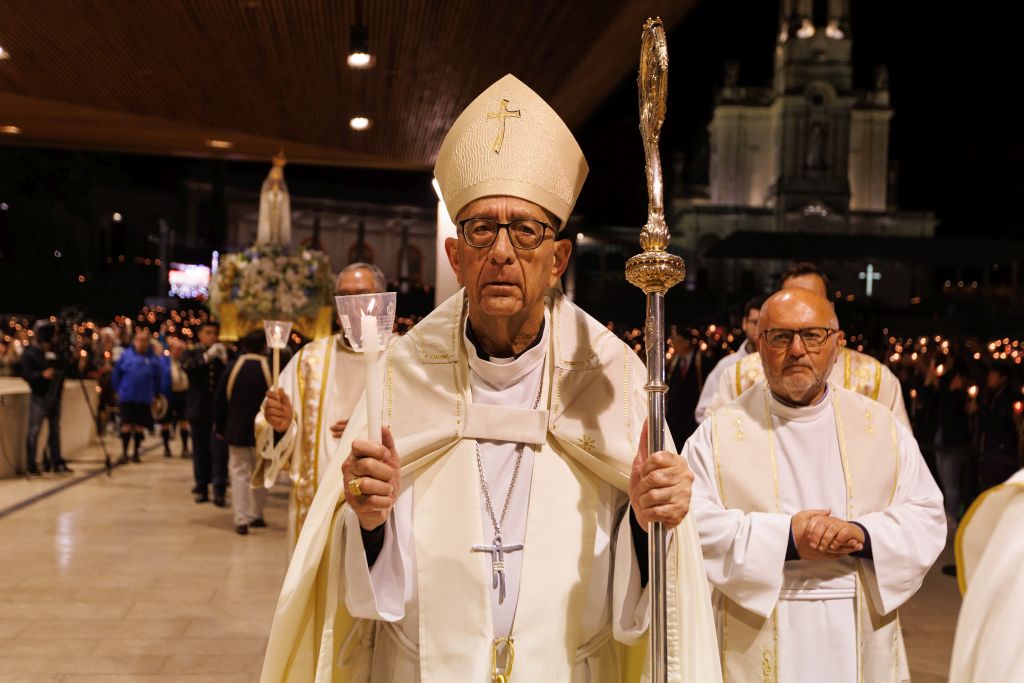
361, 314, 382, 443
263, 320, 293, 388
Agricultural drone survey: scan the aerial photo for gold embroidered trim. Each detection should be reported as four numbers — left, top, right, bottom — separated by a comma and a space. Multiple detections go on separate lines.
721, 593, 729, 683
293, 346, 307, 543
386, 342, 395, 425
843, 347, 852, 390
711, 409, 726, 504
451, 296, 465, 428
623, 346, 632, 443
886, 415, 900, 505
871, 358, 883, 401
954, 481, 1024, 595
831, 390, 856, 520
735, 361, 743, 397
312, 343, 333, 493
409, 328, 453, 361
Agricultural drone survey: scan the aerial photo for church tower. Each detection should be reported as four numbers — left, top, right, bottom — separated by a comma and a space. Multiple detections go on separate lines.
675, 0, 933, 300
773, 0, 856, 214
704, 0, 892, 216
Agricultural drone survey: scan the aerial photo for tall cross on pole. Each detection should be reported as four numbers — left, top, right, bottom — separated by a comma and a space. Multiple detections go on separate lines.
859, 263, 881, 296
486, 99, 521, 154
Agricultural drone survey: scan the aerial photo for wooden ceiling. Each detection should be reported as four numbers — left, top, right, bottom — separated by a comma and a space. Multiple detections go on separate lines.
0, 1, 695, 170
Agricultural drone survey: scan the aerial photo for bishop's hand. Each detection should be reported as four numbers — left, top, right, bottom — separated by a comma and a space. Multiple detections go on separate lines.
792, 509, 864, 560
629, 421, 694, 530
343, 427, 401, 531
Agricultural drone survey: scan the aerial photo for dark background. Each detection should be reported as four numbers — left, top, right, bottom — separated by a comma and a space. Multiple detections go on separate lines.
1, 1, 1021, 319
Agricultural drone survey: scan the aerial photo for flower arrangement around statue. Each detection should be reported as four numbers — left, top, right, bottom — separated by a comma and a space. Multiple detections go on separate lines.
210, 244, 332, 321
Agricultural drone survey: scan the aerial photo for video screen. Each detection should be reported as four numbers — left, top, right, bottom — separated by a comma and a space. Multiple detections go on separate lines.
168, 263, 211, 300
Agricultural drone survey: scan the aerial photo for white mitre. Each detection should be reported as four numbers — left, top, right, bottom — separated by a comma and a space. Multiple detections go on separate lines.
433, 73, 588, 227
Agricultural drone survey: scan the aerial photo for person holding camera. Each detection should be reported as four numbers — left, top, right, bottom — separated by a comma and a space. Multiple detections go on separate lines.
19, 320, 73, 475
112, 327, 166, 464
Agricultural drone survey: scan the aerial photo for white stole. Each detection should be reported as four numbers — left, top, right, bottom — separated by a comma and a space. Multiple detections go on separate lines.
710, 382, 902, 682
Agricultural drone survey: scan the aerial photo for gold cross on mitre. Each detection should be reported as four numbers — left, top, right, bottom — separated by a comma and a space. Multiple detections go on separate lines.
487, 98, 521, 154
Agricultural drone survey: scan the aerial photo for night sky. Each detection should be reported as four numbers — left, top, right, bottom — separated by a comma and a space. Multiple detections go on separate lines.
577, 1, 1024, 238
2, 0, 1021, 298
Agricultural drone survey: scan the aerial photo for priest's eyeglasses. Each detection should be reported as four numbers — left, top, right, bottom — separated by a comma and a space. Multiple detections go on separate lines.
458, 218, 554, 250
761, 327, 839, 349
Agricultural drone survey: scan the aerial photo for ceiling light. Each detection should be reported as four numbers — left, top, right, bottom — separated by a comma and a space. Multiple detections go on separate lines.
347, 23, 374, 69
0, 125, 21, 135
205, 139, 233, 149
0, 47, 9, 60
347, 51, 373, 69
112, 212, 123, 223
349, 117, 372, 131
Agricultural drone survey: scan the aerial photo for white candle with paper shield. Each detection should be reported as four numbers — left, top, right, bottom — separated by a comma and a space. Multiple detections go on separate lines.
334, 292, 397, 443
263, 319, 293, 388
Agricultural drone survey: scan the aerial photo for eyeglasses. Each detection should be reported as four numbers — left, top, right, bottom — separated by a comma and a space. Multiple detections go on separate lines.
761, 327, 839, 349
458, 218, 554, 250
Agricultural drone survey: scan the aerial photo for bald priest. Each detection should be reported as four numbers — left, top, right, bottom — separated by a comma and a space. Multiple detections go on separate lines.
687, 289, 945, 682
258, 75, 721, 683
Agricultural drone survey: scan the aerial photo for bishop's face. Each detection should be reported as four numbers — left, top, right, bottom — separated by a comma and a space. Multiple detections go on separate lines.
446, 196, 571, 321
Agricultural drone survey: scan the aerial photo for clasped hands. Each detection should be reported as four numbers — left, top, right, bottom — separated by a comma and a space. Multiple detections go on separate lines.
791, 509, 865, 560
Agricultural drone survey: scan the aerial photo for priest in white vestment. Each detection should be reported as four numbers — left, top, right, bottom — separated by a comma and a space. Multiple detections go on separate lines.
704, 263, 910, 427
258, 74, 721, 683
694, 295, 764, 424
949, 468, 1024, 682
687, 288, 945, 682
256, 263, 389, 551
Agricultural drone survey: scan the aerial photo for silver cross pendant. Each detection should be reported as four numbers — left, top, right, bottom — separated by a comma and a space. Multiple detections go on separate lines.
472, 534, 523, 604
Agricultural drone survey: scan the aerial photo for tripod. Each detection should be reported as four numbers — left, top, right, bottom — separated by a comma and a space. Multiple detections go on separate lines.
77, 376, 113, 475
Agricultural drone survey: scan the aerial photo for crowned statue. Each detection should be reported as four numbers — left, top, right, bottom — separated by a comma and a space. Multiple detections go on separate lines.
256, 150, 292, 246
210, 150, 334, 341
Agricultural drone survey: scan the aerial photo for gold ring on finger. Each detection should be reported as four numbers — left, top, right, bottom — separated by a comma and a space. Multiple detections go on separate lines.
348, 477, 363, 497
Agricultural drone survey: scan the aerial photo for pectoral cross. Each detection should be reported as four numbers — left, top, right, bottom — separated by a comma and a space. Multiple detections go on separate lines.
472, 534, 523, 604
486, 99, 521, 154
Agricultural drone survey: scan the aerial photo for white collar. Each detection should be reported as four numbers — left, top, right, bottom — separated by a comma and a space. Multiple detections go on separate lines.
463, 310, 549, 391
769, 385, 832, 423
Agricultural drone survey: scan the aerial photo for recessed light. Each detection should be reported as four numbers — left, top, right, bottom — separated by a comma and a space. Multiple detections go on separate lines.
0, 46, 9, 60
113, 212, 123, 223
0, 125, 21, 135
349, 117, 372, 131
347, 51, 374, 69
205, 139, 233, 149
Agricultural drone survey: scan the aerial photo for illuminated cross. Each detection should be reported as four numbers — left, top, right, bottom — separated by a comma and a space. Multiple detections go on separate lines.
859, 264, 881, 296
486, 99, 521, 154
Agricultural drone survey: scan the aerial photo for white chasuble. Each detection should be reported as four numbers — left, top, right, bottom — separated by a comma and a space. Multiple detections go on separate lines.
255, 334, 386, 551
706, 348, 911, 428
949, 468, 1024, 683
258, 289, 722, 683
686, 382, 945, 683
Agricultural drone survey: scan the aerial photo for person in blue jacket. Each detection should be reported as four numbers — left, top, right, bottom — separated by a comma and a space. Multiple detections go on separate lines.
112, 327, 166, 463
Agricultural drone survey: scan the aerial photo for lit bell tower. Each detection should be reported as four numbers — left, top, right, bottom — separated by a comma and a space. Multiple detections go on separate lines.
772, 0, 856, 215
